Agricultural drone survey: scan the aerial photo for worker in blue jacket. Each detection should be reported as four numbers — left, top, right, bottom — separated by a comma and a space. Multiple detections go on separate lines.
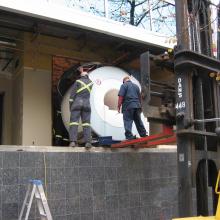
118, 76, 147, 140
69, 67, 93, 147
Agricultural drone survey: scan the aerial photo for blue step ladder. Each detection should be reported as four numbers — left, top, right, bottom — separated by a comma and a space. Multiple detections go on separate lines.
18, 180, 53, 220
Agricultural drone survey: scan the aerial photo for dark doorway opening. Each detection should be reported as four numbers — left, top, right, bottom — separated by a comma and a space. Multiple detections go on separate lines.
0, 93, 4, 144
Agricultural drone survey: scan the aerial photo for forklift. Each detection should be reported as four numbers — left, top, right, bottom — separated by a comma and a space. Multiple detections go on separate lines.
172, 0, 220, 219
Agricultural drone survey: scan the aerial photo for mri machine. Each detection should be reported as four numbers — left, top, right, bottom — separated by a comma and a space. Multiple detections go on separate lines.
61, 66, 149, 141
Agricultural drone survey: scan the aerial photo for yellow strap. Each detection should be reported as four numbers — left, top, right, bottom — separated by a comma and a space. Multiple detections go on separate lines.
69, 122, 79, 126
215, 171, 220, 194
76, 80, 93, 93
82, 123, 91, 127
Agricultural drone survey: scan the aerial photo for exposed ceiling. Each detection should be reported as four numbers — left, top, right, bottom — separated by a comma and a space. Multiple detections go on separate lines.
0, 10, 167, 73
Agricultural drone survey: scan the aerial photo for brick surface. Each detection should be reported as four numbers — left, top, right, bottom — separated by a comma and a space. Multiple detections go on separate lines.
52, 56, 79, 92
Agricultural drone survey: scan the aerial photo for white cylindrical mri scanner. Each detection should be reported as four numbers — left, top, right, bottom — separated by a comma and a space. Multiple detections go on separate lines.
61, 66, 149, 140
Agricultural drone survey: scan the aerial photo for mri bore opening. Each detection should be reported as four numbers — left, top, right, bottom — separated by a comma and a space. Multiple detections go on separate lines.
104, 89, 119, 110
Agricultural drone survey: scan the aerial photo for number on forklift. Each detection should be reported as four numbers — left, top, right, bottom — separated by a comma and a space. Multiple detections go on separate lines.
175, 101, 185, 109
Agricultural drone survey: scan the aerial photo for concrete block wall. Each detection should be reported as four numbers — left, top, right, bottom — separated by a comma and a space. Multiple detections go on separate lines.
0, 148, 178, 220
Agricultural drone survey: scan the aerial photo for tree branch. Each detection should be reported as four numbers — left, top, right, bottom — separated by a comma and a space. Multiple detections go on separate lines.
136, 2, 170, 26
135, 0, 148, 7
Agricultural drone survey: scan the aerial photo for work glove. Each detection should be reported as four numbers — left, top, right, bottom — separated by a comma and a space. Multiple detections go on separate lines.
118, 96, 123, 113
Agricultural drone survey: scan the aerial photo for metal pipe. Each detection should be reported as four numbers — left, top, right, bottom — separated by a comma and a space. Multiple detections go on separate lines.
150, 91, 164, 98
193, 118, 220, 123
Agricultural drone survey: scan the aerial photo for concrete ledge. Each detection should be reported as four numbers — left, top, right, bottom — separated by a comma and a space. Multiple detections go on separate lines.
0, 145, 177, 153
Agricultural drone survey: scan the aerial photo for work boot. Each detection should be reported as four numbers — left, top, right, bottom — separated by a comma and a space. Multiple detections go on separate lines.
69, 142, 76, 147
85, 142, 93, 148
140, 133, 148, 137
127, 135, 136, 140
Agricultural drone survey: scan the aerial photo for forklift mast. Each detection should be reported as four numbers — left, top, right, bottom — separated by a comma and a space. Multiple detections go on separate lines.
175, 0, 220, 217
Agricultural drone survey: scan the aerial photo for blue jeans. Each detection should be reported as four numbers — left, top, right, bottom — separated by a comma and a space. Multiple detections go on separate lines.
123, 108, 146, 139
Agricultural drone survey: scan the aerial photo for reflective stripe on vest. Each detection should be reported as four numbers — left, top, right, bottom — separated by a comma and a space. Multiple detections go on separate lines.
55, 135, 62, 138
82, 123, 91, 127
63, 138, 69, 142
76, 80, 93, 94
69, 122, 79, 126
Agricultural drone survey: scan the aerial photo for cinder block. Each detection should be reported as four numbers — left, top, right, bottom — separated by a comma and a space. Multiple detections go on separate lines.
104, 167, 117, 180
79, 167, 92, 182
105, 210, 119, 220
50, 168, 65, 184
93, 196, 105, 211
79, 196, 93, 214
66, 213, 80, 220
118, 180, 129, 194
65, 152, 79, 167
48, 183, 66, 200
105, 180, 118, 196
65, 167, 79, 182
48, 199, 66, 216
79, 153, 91, 167
20, 152, 36, 168
117, 167, 128, 179
46, 152, 65, 168
66, 197, 80, 215
93, 211, 105, 220
128, 179, 140, 193
2, 203, 18, 220
91, 154, 105, 167
35, 167, 50, 184
3, 168, 18, 185
80, 213, 93, 220
130, 207, 141, 220
66, 182, 79, 198
140, 192, 153, 206
118, 208, 131, 220
19, 167, 35, 184
3, 152, 19, 168
118, 194, 130, 209
92, 167, 104, 181
105, 195, 119, 210
93, 181, 105, 196
140, 206, 160, 220
129, 193, 141, 208
79, 181, 93, 197
2, 185, 18, 204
